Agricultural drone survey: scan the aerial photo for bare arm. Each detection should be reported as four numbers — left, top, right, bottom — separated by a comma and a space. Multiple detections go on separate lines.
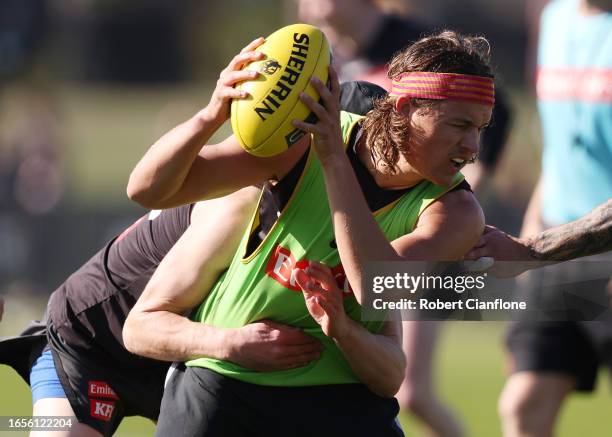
124, 187, 322, 370
335, 316, 404, 398
127, 38, 308, 209
465, 199, 612, 276
296, 264, 405, 397
528, 198, 612, 261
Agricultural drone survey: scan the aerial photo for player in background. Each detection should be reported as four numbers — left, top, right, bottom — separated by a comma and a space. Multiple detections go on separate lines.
494, 1, 612, 435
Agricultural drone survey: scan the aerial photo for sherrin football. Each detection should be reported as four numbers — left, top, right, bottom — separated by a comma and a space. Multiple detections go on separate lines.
231, 24, 331, 157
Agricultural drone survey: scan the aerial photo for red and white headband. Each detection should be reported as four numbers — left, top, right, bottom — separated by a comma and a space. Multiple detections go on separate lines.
390, 72, 495, 106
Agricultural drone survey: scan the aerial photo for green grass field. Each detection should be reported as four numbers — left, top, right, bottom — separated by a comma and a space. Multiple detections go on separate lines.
2, 310, 611, 436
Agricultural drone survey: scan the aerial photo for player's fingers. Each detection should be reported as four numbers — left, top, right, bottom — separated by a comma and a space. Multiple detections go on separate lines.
283, 351, 322, 368
228, 51, 265, 72
305, 263, 335, 289
304, 282, 327, 295
269, 345, 322, 368
221, 69, 259, 87
276, 327, 321, 345
310, 77, 336, 113
307, 261, 333, 277
298, 91, 328, 122
259, 319, 302, 332
291, 119, 322, 135
219, 88, 249, 101
239, 37, 265, 54
315, 295, 336, 318
281, 342, 324, 357
259, 320, 317, 341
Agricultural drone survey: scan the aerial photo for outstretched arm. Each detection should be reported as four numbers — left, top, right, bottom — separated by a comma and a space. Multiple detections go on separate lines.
528, 199, 612, 261
466, 199, 612, 276
296, 263, 405, 398
124, 187, 322, 370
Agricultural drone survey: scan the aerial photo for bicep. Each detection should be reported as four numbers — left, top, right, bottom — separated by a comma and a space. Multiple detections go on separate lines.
391, 190, 485, 261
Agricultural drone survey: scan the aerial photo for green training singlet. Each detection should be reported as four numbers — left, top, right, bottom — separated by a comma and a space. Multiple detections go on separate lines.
186, 111, 464, 386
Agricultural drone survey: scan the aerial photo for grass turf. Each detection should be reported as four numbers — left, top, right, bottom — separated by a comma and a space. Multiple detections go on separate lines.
2, 320, 610, 436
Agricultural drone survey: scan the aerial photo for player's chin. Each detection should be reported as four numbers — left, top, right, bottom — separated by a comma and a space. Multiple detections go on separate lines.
428, 171, 457, 187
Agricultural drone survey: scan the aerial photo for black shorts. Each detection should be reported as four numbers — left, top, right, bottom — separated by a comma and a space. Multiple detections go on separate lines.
506, 256, 612, 392
46, 322, 169, 436
155, 364, 404, 437
506, 320, 612, 391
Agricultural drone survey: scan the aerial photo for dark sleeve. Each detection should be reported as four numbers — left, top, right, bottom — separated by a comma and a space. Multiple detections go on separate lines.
339, 81, 387, 115
479, 87, 512, 170
106, 204, 192, 287
146, 204, 192, 261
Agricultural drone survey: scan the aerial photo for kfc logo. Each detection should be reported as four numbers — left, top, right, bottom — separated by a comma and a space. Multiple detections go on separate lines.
266, 245, 353, 296
90, 399, 115, 421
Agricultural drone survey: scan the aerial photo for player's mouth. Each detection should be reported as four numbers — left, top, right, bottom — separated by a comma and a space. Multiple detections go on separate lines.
450, 155, 476, 170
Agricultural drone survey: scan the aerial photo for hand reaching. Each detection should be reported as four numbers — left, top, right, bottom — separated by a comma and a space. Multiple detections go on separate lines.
295, 262, 349, 340
200, 37, 265, 126
291, 66, 344, 162
464, 225, 535, 277
228, 319, 322, 371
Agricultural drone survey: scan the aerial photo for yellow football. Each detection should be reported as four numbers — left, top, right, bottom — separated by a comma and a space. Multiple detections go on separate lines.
231, 24, 331, 157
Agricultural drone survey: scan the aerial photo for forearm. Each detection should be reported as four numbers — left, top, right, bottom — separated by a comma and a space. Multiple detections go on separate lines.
123, 309, 232, 362
335, 319, 405, 398
127, 110, 221, 208
321, 154, 399, 301
528, 199, 612, 261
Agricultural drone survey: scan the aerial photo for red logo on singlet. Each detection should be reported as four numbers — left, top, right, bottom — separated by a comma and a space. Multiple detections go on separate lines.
265, 245, 353, 296
90, 399, 115, 421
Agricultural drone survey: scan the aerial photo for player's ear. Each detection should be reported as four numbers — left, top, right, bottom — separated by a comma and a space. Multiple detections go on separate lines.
394, 95, 412, 115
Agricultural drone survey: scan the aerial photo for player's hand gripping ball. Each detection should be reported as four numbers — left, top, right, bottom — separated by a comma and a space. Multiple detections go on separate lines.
231, 23, 331, 157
